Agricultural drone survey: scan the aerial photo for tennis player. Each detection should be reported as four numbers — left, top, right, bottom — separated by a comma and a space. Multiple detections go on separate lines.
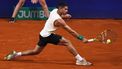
9, 0, 49, 23
5, 3, 92, 66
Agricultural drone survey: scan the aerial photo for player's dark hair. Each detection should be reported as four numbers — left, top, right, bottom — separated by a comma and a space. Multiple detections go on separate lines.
56, 2, 68, 8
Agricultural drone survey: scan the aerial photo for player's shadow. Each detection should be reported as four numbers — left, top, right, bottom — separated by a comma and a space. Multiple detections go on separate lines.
11, 59, 75, 65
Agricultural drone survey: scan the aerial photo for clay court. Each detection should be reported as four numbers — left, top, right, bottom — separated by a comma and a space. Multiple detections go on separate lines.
0, 19, 122, 69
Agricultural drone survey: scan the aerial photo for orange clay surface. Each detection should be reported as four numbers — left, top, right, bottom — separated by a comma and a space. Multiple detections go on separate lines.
0, 19, 122, 69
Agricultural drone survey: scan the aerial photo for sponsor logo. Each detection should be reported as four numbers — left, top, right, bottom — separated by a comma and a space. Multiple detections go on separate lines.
16, 7, 54, 20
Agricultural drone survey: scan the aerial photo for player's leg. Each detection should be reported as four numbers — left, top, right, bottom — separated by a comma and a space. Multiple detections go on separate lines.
58, 37, 78, 56
58, 37, 92, 66
4, 45, 46, 60
4, 35, 47, 60
18, 45, 45, 56
38, 0, 49, 17
48, 34, 92, 66
9, 0, 25, 23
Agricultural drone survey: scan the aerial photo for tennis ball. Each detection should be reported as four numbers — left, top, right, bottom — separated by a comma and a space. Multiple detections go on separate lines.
106, 39, 111, 44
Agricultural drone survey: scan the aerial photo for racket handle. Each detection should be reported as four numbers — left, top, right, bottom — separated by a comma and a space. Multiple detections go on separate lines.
87, 38, 96, 42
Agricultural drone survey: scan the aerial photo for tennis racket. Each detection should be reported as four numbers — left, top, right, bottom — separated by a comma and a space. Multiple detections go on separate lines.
88, 29, 117, 44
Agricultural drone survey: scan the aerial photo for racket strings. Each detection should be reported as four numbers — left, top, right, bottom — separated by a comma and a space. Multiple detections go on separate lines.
106, 30, 117, 42
100, 29, 117, 44
99, 30, 108, 43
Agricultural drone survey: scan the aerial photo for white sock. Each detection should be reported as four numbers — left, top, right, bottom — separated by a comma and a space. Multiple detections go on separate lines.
75, 54, 83, 61
15, 52, 22, 57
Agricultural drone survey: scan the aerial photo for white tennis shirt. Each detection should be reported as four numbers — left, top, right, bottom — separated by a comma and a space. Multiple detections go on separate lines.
40, 8, 62, 37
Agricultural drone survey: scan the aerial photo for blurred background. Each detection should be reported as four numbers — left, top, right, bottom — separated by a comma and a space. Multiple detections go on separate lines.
0, 0, 122, 19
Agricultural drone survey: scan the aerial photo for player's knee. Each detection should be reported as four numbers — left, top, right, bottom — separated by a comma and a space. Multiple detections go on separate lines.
64, 39, 72, 46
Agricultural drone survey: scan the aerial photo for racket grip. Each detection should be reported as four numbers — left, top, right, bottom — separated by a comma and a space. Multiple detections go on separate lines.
87, 38, 96, 42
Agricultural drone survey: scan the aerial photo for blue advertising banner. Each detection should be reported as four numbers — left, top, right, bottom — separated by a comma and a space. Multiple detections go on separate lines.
0, 0, 122, 18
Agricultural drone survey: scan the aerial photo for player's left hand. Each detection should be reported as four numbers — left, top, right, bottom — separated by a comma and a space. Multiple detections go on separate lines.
61, 14, 72, 19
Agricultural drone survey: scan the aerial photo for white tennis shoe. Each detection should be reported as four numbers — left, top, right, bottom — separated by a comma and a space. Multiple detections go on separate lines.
4, 51, 17, 61
76, 58, 92, 66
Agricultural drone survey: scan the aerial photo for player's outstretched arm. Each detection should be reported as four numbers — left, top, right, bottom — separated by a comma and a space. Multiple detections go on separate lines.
55, 19, 88, 42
